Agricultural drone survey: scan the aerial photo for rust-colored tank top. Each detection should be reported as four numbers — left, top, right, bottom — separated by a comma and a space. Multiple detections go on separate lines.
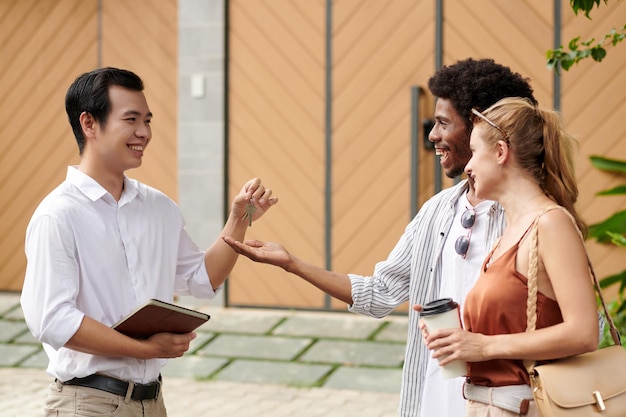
463, 225, 563, 387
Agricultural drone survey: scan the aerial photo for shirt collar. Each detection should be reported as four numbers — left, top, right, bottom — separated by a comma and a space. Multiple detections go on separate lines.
448, 179, 500, 214
448, 180, 470, 207
66, 166, 142, 203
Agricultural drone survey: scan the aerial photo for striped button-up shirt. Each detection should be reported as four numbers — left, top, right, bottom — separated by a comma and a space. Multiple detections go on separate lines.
348, 180, 506, 417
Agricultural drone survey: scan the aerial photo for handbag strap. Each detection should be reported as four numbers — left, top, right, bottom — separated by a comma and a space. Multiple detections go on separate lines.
524, 206, 622, 374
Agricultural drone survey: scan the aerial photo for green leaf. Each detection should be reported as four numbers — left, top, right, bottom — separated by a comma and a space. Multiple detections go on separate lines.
591, 46, 607, 61
589, 155, 626, 173
588, 210, 626, 243
570, 0, 607, 18
568, 36, 581, 50
562, 58, 575, 71
597, 185, 626, 196
606, 231, 626, 247
599, 269, 626, 289
581, 37, 596, 47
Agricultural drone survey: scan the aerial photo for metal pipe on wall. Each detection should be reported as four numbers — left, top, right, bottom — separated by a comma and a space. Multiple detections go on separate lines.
411, 86, 421, 219
324, 0, 333, 309
553, 0, 562, 111
434, 0, 444, 191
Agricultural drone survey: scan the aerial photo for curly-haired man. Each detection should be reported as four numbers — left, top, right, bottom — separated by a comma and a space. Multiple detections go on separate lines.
223, 58, 537, 417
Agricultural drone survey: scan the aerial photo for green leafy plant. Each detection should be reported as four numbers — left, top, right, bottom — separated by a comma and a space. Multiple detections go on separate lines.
548, 1, 626, 347
570, 0, 606, 17
587, 156, 626, 347
546, 0, 626, 74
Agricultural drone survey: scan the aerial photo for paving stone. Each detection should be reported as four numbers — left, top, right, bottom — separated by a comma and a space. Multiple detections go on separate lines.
0, 293, 20, 317
19, 347, 49, 368
14, 329, 39, 344
187, 331, 215, 354
0, 344, 41, 366
0, 321, 30, 342
273, 314, 383, 340
215, 359, 332, 386
300, 340, 405, 367
4, 305, 25, 320
197, 308, 286, 335
0, 293, 406, 401
161, 355, 229, 379
374, 320, 409, 343
322, 366, 403, 393
197, 334, 312, 361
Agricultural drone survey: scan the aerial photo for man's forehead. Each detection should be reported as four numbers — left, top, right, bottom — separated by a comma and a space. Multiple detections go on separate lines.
108, 86, 151, 116
434, 98, 461, 119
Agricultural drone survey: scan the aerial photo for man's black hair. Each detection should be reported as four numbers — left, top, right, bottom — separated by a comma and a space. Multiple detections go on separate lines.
428, 58, 537, 130
65, 67, 144, 154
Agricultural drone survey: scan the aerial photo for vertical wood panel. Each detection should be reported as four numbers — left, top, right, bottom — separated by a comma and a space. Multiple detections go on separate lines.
102, 0, 178, 199
558, 0, 626, 284
228, 0, 434, 310
0, 0, 97, 291
227, 0, 327, 308
3, 0, 624, 304
330, 0, 435, 309
443, 0, 553, 105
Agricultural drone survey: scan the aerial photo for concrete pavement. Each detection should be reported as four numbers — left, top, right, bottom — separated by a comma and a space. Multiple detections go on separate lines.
0, 292, 407, 416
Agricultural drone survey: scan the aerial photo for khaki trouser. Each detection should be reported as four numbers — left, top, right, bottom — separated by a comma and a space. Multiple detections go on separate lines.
466, 400, 539, 417
45, 380, 167, 417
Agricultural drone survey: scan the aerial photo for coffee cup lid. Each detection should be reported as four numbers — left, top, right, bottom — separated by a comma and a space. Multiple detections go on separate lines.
420, 298, 458, 316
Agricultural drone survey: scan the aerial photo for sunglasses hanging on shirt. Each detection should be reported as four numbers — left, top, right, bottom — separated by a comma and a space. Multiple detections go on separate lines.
455, 207, 476, 259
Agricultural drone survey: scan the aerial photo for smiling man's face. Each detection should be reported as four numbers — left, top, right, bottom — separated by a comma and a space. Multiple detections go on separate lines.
428, 98, 472, 179
92, 85, 153, 175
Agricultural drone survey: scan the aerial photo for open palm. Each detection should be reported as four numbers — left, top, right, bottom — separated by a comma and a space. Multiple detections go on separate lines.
222, 237, 291, 269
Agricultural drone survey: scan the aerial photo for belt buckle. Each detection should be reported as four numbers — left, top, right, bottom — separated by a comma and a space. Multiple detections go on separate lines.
127, 380, 160, 402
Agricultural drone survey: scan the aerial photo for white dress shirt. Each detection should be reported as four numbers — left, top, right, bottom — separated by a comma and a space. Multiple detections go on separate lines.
21, 166, 216, 383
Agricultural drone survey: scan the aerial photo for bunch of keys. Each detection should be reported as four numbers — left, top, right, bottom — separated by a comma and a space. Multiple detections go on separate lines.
243, 201, 257, 227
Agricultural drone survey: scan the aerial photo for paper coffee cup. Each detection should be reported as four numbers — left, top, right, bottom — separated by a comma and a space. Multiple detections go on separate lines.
420, 298, 467, 379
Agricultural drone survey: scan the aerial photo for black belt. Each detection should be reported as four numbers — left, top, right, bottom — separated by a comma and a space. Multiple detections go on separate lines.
61, 374, 161, 401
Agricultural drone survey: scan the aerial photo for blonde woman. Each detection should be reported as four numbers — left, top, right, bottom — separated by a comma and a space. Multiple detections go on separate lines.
420, 97, 599, 417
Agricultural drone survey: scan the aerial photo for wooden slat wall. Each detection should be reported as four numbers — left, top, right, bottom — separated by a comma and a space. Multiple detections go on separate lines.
102, 0, 178, 197
227, 0, 435, 309
444, 0, 626, 291
227, 0, 327, 308
329, 0, 434, 309
0, 0, 177, 291
0, 0, 96, 291
3, 0, 624, 305
228, 0, 626, 309
444, 1, 553, 106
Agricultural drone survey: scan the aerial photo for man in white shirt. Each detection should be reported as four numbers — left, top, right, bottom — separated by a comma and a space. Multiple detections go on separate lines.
222, 58, 537, 416
21, 67, 277, 417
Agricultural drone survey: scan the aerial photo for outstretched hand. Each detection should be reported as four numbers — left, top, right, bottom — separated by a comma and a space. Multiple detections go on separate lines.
222, 236, 291, 270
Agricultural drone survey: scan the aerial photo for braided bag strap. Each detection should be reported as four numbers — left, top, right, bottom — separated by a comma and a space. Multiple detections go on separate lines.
525, 221, 539, 333
524, 206, 622, 374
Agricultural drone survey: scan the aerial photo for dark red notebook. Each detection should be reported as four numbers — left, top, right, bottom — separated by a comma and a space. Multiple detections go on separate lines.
113, 299, 210, 339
